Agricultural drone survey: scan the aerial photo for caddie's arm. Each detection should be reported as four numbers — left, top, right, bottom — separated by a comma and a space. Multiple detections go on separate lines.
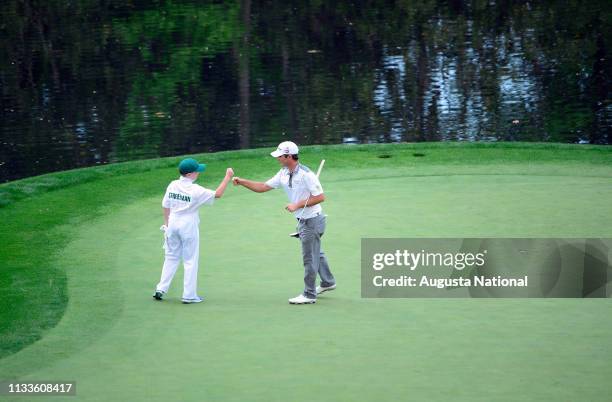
286, 193, 325, 212
232, 177, 273, 193
215, 168, 234, 198
163, 207, 170, 226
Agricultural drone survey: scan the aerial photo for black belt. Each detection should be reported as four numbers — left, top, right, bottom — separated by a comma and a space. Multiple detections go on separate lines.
297, 212, 321, 221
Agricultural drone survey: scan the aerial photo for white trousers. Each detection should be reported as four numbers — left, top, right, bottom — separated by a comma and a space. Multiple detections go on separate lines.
156, 216, 200, 300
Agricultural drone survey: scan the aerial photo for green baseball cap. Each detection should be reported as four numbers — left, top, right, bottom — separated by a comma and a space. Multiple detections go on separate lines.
178, 158, 206, 175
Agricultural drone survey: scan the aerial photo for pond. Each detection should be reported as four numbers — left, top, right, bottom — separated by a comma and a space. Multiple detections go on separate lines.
0, 0, 610, 181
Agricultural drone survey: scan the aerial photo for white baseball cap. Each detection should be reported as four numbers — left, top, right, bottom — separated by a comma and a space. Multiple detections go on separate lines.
270, 141, 299, 157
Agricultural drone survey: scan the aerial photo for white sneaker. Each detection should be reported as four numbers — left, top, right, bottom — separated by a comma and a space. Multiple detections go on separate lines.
288, 294, 316, 305
316, 284, 337, 295
182, 296, 204, 304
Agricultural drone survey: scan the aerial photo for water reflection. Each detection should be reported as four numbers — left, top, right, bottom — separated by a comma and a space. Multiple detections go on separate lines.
0, 0, 609, 181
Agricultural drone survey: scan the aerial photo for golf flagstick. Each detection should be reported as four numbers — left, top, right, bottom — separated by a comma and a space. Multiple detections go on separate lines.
289, 159, 325, 238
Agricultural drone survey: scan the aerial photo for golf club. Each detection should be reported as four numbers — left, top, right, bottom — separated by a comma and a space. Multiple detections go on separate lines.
289, 159, 325, 238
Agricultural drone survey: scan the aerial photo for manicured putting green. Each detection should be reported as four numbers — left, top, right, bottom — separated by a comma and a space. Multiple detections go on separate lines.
1, 143, 611, 401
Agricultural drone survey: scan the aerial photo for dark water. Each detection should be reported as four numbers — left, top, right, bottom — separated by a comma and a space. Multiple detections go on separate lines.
1, 1, 610, 182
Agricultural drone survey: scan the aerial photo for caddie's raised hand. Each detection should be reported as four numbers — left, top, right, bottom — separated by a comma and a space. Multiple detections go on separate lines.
226, 168, 234, 178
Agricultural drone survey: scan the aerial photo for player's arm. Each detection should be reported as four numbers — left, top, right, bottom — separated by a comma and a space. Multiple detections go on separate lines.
233, 177, 273, 193
286, 193, 325, 212
215, 168, 234, 198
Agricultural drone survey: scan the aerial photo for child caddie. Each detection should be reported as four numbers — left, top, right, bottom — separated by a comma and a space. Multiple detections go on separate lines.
153, 158, 233, 304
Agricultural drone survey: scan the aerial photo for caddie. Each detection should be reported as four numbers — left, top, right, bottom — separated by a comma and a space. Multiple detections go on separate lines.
153, 158, 233, 304
232, 141, 336, 304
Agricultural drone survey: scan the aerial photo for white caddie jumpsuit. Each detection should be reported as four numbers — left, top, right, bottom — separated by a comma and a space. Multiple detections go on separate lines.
156, 176, 215, 301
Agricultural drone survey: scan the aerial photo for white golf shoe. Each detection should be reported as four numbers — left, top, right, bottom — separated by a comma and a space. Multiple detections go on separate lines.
288, 294, 316, 305
316, 284, 337, 295
182, 296, 204, 304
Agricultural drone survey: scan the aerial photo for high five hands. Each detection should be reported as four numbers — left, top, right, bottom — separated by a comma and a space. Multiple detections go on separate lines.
231, 173, 296, 213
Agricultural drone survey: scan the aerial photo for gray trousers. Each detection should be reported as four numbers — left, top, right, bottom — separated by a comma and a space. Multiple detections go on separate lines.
298, 214, 335, 299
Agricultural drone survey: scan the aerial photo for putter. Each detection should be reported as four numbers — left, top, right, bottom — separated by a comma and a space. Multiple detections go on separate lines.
289, 159, 325, 238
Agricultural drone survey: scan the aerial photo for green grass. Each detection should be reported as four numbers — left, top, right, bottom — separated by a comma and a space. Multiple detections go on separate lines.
1, 142, 611, 401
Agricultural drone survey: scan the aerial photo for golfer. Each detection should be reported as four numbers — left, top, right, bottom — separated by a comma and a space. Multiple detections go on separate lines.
153, 158, 233, 304
233, 141, 336, 304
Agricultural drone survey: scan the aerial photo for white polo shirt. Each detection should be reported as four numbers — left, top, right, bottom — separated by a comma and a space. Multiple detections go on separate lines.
162, 176, 215, 222
265, 164, 324, 219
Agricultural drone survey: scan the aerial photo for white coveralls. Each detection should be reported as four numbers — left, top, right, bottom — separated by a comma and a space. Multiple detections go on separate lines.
156, 176, 215, 300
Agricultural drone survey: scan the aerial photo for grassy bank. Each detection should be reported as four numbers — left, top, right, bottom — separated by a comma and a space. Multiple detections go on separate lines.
1, 141, 610, 358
